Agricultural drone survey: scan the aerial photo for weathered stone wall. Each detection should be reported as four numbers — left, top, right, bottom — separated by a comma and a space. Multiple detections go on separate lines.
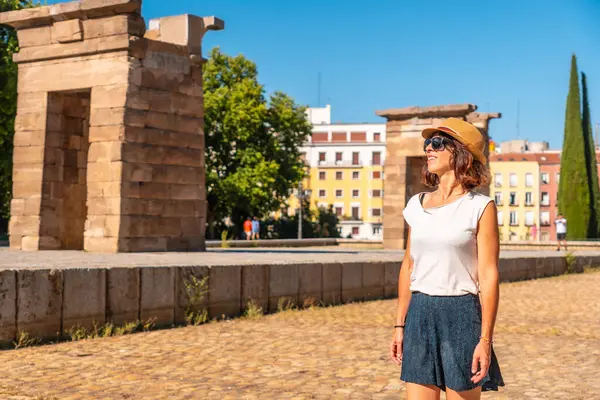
0, 254, 595, 343
376, 104, 501, 249
2, 0, 223, 252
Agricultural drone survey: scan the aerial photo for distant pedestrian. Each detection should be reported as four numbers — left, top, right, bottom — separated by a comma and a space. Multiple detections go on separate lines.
252, 217, 260, 240
243, 217, 252, 241
555, 214, 567, 251
530, 224, 537, 241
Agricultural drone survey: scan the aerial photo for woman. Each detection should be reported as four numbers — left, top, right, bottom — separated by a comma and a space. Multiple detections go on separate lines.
389, 118, 505, 400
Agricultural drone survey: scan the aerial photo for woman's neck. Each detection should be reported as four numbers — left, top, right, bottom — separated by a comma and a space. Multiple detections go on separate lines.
436, 172, 466, 199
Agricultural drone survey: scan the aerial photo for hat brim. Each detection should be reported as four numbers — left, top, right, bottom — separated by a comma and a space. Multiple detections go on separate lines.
421, 127, 487, 164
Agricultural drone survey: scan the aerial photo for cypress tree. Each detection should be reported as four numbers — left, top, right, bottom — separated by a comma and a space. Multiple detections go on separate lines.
581, 72, 600, 237
558, 55, 591, 239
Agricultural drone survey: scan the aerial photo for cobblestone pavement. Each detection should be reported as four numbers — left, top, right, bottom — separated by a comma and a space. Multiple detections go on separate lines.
1, 247, 599, 269
0, 270, 599, 400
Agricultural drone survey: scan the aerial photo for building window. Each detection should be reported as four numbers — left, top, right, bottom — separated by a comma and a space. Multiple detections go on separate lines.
373, 132, 381, 142
352, 226, 360, 235
336, 171, 343, 180
509, 231, 518, 241
541, 192, 550, 206
556, 173, 560, 184
525, 192, 533, 206
509, 192, 518, 206
352, 206, 360, 220
494, 192, 503, 206
525, 211, 534, 226
318, 152, 326, 164
372, 208, 382, 216
335, 206, 343, 216
497, 211, 503, 225
372, 189, 382, 198
319, 171, 326, 180
352, 171, 360, 180
494, 173, 502, 187
509, 211, 518, 226
541, 232, 550, 242
525, 173, 533, 187
336, 189, 343, 198
372, 171, 382, 179
509, 173, 518, 187
352, 152, 360, 165
352, 189, 360, 198
372, 151, 381, 166
541, 173, 549, 184
335, 152, 343, 164
318, 189, 326, 198
540, 211, 550, 226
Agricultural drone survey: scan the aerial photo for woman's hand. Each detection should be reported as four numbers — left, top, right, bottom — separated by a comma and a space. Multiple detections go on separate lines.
471, 340, 492, 383
389, 328, 404, 365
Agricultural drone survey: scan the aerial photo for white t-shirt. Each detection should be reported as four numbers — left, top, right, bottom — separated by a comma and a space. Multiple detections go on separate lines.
555, 218, 567, 234
402, 191, 493, 296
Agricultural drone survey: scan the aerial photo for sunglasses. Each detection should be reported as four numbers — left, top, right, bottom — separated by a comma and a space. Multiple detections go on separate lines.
423, 136, 448, 152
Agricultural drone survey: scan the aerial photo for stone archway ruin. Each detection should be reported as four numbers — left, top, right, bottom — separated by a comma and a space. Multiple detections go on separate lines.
1, 0, 223, 252
376, 104, 501, 250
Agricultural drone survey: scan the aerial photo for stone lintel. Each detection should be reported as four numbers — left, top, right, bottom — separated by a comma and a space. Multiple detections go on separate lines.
466, 112, 502, 123
0, 0, 141, 29
376, 103, 477, 121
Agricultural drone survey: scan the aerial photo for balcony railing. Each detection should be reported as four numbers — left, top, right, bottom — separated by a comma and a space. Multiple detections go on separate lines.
317, 160, 363, 168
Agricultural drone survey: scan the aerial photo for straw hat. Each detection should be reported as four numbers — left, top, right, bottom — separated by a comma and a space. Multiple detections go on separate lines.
421, 117, 486, 164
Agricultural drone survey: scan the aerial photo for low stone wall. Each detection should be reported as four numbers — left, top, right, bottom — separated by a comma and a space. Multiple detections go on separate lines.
0, 253, 597, 344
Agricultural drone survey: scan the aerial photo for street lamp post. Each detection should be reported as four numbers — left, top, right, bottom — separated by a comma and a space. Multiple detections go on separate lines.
296, 182, 311, 240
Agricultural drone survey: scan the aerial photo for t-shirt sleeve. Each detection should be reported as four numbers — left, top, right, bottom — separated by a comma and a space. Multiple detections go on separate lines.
475, 195, 494, 225
402, 195, 417, 227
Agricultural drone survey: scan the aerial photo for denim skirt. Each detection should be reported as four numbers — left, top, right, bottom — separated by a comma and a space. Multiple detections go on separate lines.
400, 291, 505, 392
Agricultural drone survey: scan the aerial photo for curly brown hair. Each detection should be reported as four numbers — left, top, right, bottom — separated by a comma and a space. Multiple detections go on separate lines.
421, 132, 490, 190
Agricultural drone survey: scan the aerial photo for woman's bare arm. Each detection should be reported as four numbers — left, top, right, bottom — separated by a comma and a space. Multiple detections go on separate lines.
477, 202, 500, 342
396, 227, 413, 326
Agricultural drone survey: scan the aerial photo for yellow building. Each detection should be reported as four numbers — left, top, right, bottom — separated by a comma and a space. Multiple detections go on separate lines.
489, 154, 541, 241
288, 106, 386, 239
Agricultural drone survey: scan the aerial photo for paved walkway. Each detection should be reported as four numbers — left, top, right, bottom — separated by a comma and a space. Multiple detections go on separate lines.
1, 247, 599, 269
0, 269, 599, 399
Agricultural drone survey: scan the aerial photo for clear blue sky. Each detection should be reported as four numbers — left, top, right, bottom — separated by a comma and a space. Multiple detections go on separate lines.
52, 0, 599, 149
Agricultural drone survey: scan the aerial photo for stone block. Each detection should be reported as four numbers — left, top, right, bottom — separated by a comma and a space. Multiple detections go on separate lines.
140, 267, 175, 326
140, 67, 200, 97
322, 262, 341, 305
298, 263, 322, 306
175, 266, 209, 325
14, 34, 132, 64
144, 111, 202, 134
17, 26, 51, 47
9, 235, 22, 250
84, 236, 119, 253
12, 180, 43, 199
89, 107, 145, 128
87, 161, 123, 182
241, 264, 268, 313
170, 184, 203, 200
0, 270, 17, 343
142, 51, 190, 75
88, 141, 123, 163
17, 54, 135, 94
107, 268, 140, 325
121, 127, 204, 149
121, 143, 203, 167
52, 19, 83, 43
8, 216, 40, 237
14, 112, 46, 132
384, 261, 400, 298
208, 265, 241, 318
13, 130, 46, 147
22, 236, 61, 251
363, 262, 385, 300
83, 14, 146, 40
12, 164, 43, 182
63, 269, 106, 331
268, 264, 298, 313
17, 269, 63, 340
341, 262, 364, 303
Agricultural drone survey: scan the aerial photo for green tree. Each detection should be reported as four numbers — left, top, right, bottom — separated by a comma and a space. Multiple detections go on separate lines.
0, 0, 37, 233
581, 72, 600, 237
558, 55, 591, 239
203, 48, 312, 239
